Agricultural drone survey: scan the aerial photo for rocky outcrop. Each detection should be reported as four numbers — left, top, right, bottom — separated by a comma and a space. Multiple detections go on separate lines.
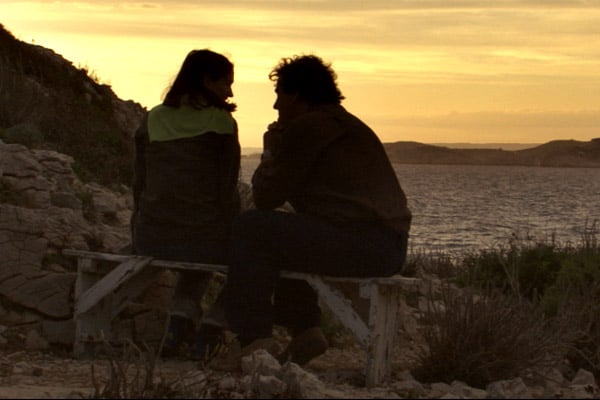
0, 142, 171, 345
0, 24, 146, 186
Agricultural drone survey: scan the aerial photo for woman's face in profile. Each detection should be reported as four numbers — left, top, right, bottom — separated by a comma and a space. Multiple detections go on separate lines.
204, 71, 234, 102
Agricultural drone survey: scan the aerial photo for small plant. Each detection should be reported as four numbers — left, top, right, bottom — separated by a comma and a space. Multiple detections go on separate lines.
78, 62, 104, 85
405, 248, 459, 279
90, 340, 182, 399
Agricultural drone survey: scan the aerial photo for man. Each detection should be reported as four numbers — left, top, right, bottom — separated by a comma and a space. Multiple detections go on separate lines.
213, 54, 411, 370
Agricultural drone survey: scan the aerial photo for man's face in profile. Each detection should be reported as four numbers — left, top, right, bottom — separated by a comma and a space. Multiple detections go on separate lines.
273, 82, 300, 125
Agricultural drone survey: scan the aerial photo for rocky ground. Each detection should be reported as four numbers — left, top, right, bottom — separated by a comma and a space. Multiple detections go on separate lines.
0, 324, 415, 399
0, 329, 599, 399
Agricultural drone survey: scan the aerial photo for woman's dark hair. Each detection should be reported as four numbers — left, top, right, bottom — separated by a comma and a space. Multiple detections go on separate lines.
269, 55, 344, 105
163, 49, 236, 111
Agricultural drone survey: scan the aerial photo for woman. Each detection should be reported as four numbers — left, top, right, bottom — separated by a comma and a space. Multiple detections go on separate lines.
131, 49, 240, 360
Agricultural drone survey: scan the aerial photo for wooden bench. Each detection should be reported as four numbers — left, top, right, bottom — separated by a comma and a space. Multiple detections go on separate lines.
62, 248, 419, 387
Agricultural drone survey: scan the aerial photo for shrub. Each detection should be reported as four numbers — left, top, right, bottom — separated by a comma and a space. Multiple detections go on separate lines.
458, 242, 563, 301
414, 281, 566, 388
0, 122, 45, 147
415, 227, 600, 385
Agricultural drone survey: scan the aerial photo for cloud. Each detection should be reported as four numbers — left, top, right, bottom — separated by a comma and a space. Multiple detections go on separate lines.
390, 110, 600, 129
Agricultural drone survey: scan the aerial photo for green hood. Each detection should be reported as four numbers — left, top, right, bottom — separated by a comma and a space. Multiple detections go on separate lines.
147, 104, 235, 142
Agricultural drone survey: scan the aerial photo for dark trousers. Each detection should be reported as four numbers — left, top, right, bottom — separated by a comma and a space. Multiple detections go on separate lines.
224, 209, 409, 339
132, 219, 229, 322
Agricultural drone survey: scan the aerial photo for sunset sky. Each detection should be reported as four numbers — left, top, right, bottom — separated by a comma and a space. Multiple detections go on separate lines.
3, 0, 600, 148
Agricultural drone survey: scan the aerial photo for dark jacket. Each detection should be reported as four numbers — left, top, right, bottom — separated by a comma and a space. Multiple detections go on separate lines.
252, 104, 411, 233
132, 109, 240, 252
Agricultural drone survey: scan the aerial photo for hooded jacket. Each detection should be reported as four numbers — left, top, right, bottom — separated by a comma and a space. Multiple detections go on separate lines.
132, 104, 240, 248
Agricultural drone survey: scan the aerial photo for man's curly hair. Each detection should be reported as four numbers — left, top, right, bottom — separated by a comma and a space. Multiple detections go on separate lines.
269, 55, 345, 105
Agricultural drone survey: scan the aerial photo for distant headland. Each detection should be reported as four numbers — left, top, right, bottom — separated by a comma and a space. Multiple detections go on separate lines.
242, 138, 600, 168
243, 138, 600, 168
382, 138, 600, 168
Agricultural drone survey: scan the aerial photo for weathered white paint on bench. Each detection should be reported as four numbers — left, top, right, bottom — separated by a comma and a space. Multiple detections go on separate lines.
62, 248, 419, 387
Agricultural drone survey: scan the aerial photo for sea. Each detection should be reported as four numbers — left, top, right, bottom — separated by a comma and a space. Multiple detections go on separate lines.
241, 158, 600, 256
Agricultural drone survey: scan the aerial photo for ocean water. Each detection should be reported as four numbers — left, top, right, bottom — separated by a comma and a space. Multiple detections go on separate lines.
241, 158, 600, 255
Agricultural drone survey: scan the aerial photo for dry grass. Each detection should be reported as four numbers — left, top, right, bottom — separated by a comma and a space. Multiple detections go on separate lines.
414, 281, 567, 388
90, 341, 181, 399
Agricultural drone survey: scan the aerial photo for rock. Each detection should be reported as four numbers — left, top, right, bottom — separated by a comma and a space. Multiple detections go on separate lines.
12, 361, 30, 375
392, 378, 426, 398
571, 369, 597, 387
254, 375, 287, 399
217, 376, 238, 391
50, 191, 82, 209
538, 367, 567, 398
279, 362, 335, 398
428, 382, 453, 398
564, 369, 600, 399
279, 362, 325, 398
0, 272, 76, 319
449, 380, 488, 398
241, 349, 282, 376
487, 377, 533, 399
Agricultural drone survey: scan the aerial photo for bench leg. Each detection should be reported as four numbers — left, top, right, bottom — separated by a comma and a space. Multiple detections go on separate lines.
301, 276, 369, 346
74, 258, 112, 357
363, 283, 401, 388
73, 257, 158, 357
302, 275, 401, 387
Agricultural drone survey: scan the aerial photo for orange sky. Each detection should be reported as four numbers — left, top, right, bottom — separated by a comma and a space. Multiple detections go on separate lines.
3, 1, 600, 148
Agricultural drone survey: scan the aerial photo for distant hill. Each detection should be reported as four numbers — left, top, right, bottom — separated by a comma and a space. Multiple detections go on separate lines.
430, 143, 540, 151
384, 139, 600, 168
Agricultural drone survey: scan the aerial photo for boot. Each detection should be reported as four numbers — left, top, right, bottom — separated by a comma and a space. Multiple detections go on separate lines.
161, 315, 195, 357
189, 323, 226, 362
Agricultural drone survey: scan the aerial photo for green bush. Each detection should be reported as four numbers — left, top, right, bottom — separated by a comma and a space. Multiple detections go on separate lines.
458, 243, 563, 301
414, 226, 600, 385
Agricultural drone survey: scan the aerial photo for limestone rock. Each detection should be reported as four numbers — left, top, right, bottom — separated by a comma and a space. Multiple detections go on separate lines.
279, 362, 327, 398
487, 377, 533, 399
0, 143, 148, 344
241, 349, 282, 377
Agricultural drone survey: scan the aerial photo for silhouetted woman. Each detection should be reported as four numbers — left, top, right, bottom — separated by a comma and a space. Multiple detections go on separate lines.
131, 49, 240, 360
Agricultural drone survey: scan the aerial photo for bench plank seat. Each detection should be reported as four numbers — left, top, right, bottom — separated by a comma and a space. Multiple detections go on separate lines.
62, 248, 419, 387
